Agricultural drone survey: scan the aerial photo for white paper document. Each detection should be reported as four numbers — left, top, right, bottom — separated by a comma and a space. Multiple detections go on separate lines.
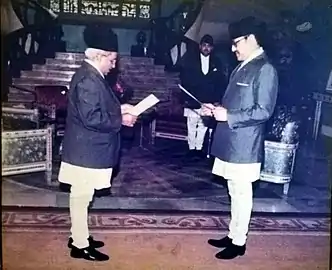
178, 84, 203, 105
178, 84, 211, 109
130, 94, 160, 116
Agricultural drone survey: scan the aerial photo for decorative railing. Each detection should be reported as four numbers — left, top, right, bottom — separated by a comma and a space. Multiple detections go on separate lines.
48, 0, 153, 19
2, 0, 64, 99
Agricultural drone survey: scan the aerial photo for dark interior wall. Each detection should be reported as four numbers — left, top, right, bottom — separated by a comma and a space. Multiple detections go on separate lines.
61, 0, 181, 54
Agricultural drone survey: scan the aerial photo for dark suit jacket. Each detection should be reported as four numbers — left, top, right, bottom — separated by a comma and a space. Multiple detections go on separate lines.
211, 54, 278, 163
61, 62, 122, 168
180, 50, 227, 109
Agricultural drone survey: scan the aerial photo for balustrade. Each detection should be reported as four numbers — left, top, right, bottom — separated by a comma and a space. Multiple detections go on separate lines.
4, 0, 64, 81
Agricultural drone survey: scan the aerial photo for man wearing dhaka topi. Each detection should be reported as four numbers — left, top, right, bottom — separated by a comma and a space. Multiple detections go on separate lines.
58, 25, 137, 261
202, 17, 278, 260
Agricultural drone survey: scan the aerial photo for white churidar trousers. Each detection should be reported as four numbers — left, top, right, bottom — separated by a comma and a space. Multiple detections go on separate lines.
58, 162, 113, 249
227, 180, 253, 246
69, 183, 95, 248
212, 157, 261, 246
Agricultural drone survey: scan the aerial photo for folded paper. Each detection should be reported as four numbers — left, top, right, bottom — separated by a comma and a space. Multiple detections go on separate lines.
130, 94, 160, 116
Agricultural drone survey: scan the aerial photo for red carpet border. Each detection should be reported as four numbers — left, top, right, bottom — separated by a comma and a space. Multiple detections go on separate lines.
2, 209, 330, 234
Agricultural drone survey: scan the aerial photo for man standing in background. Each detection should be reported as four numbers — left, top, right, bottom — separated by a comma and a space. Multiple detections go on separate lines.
180, 34, 226, 157
202, 17, 278, 259
58, 25, 137, 261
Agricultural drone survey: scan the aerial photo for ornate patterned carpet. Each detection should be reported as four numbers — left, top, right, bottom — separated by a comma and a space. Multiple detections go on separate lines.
2, 207, 330, 270
2, 207, 330, 234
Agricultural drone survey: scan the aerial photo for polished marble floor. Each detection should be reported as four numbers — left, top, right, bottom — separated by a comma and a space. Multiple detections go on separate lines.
2, 136, 331, 215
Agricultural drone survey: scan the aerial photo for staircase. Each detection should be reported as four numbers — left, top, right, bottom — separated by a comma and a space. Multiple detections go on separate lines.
9, 52, 181, 104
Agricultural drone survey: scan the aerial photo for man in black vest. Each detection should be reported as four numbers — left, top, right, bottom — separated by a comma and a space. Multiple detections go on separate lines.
180, 35, 226, 157
202, 17, 278, 259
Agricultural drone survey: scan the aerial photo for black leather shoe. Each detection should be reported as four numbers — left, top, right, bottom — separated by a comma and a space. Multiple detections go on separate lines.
70, 246, 109, 261
215, 243, 246, 260
68, 236, 104, 249
208, 236, 232, 248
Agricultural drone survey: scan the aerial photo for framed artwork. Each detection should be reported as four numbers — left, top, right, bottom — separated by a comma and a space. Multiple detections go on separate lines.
326, 70, 332, 92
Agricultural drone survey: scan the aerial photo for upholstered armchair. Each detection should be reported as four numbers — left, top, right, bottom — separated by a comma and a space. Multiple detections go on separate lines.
34, 85, 68, 130
34, 85, 68, 154
151, 90, 188, 143
2, 106, 39, 131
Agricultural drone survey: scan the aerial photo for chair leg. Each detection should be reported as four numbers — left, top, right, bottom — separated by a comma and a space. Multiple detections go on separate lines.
207, 128, 213, 158
46, 170, 53, 185
151, 119, 156, 145
139, 121, 144, 147
283, 183, 290, 196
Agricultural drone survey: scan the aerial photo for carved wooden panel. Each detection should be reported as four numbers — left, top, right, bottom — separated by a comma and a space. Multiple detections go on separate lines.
49, 0, 152, 18
63, 0, 78, 13
50, 0, 60, 12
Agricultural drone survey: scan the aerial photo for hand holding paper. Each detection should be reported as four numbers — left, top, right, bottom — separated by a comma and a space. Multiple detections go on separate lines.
122, 113, 137, 127
201, 103, 215, 116
213, 106, 228, 121
121, 104, 135, 114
